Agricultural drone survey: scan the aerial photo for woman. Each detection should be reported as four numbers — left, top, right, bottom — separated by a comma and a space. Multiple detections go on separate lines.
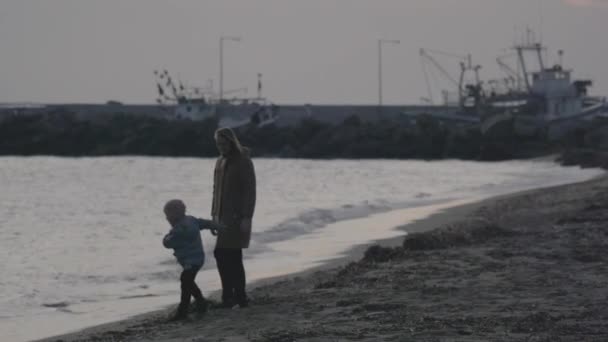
211, 127, 256, 308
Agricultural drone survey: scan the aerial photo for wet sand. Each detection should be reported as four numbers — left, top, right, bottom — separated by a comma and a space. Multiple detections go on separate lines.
39, 175, 608, 342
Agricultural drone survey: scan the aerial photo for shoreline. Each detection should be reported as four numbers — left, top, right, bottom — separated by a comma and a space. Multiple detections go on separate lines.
35, 198, 489, 342
36, 174, 608, 342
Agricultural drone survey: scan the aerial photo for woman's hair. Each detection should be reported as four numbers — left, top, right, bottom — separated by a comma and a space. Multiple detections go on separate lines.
214, 127, 244, 155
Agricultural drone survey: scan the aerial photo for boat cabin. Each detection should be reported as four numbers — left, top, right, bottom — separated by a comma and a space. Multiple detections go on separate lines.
530, 65, 582, 120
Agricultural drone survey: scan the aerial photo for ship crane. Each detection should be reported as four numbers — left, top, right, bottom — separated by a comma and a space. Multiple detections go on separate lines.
420, 49, 461, 88
420, 48, 481, 107
420, 48, 463, 105
496, 54, 522, 92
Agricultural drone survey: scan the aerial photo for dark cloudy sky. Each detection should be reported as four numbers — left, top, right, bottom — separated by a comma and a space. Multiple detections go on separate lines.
0, 0, 606, 104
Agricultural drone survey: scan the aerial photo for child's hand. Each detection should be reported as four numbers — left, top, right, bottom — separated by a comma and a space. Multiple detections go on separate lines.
198, 218, 225, 233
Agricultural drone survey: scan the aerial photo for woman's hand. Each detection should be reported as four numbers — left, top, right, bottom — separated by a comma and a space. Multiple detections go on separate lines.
209, 221, 226, 236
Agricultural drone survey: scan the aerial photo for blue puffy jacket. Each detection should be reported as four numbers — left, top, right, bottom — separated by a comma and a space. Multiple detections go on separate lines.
162, 215, 218, 269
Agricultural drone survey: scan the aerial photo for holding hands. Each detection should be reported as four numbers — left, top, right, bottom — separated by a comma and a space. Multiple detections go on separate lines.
211, 216, 220, 236
200, 218, 225, 236
206, 216, 251, 241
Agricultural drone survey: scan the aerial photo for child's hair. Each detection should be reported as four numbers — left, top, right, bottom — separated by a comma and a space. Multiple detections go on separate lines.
164, 199, 186, 216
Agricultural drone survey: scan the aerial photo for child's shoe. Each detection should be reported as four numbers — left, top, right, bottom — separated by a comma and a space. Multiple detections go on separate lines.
168, 306, 189, 322
195, 298, 208, 314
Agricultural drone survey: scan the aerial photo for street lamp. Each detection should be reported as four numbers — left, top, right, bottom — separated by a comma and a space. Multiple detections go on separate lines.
378, 39, 400, 107
219, 36, 242, 103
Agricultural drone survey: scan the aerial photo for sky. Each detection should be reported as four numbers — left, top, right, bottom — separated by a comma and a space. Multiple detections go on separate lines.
0, 0, 606, 105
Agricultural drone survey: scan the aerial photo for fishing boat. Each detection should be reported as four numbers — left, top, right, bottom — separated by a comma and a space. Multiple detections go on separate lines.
481, 38, 607, 140
153, 70, 279, 128
412, 32, 608, 140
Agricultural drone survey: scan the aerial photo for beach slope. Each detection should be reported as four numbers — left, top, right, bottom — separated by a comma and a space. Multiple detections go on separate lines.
41, 175, 608, 342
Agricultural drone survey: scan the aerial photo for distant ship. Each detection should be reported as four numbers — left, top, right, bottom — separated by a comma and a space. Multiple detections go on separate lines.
480, 41, 607, 140
410, 32, 608, 140
153, 70, 279, 129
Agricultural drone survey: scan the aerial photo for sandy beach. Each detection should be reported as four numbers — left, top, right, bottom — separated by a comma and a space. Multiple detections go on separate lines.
39, 174, 608, 342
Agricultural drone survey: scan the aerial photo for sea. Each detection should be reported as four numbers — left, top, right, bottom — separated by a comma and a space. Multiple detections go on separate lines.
0, 157, 602, 341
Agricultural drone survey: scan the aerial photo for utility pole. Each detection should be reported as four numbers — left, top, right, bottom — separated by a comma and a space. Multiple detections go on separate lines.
378, 39, 400, 107
219, 36, 242, 103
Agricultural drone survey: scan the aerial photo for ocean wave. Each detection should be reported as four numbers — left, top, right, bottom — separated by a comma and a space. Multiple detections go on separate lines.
118, 294, 160, 300
139, 269, 181, 282
251, 197, 444, 245
158, 258, 177, 266
42, 301, 70, 308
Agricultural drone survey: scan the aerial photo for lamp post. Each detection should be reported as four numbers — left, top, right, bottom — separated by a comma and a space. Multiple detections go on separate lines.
219, 36, 242, 103
378, 39, 400, 107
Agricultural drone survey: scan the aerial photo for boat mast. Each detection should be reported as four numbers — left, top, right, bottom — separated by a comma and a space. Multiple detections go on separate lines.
536, 43, 545, 71
458, 54, 482, 108
458, 60, 466, 106
516, 46, 531, 92
515, 30, 546, 93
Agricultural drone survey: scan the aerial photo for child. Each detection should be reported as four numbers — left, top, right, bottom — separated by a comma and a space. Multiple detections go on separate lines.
162, 199, 223, 321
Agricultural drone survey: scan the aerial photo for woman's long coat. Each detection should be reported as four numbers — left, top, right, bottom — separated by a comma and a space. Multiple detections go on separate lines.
211, 151, 256, 249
